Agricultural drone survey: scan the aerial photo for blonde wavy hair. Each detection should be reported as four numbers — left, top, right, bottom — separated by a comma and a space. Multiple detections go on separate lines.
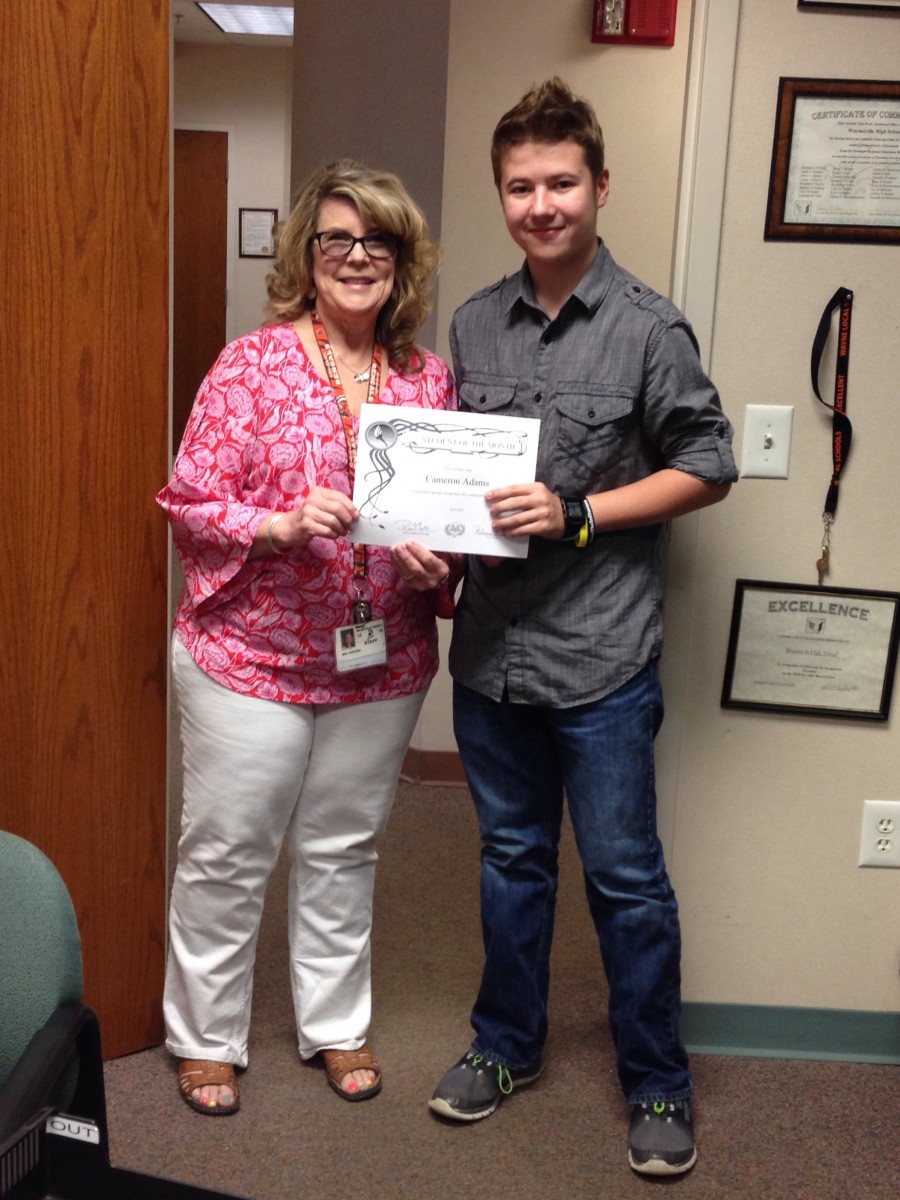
266, 160, 439, 372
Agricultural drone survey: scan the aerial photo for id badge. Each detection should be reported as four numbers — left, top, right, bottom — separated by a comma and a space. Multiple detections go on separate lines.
334, 620, 388, 673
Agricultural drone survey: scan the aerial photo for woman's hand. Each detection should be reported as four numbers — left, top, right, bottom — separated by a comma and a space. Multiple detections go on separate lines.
254, 487, 358, 558
485, 482, 565, 540
390, 542, 453, 590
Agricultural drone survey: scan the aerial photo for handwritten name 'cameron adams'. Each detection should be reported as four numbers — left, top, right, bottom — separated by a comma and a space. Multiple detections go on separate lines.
769, 599, 869, 621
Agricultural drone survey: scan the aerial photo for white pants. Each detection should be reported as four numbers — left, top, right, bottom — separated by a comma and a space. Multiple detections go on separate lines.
164, 635, 425, 1067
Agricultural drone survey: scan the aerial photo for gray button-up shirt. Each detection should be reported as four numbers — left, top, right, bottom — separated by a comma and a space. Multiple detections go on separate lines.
448, 242, 738, 707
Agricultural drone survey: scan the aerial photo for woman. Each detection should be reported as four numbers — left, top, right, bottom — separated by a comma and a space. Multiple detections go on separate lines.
158, 160, 457, 1115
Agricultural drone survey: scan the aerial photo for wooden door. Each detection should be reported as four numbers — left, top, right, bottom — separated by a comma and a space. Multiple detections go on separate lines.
0, 0, 170, 1058
173, 130, 228, 451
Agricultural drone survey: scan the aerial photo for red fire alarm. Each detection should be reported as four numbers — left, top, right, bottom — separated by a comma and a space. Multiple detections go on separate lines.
592, 0, 677, 47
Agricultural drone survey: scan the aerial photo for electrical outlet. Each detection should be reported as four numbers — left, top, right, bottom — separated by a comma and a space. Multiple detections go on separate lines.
858, 800, 900, 868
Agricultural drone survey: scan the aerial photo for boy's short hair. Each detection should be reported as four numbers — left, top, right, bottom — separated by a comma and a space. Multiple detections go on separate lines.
490, 77, 605, 186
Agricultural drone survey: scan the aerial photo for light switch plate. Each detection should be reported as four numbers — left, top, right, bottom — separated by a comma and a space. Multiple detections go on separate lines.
741, 405, 793, 479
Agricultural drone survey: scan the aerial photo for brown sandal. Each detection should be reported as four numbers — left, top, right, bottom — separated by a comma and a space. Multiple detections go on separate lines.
321, 1044, 382, 1102
177, 1059, 240, 1116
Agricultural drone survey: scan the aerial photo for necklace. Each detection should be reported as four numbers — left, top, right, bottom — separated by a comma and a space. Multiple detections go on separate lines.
334, 346, 373, 384
311, 309, 374, 383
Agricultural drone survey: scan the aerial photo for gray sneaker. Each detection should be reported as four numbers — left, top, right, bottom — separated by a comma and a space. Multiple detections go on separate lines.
428, 1050, 543, 1121
628, 1099, 697, 1175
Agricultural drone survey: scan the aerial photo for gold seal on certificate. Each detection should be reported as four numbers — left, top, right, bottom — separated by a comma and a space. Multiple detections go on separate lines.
350, 405, 541, 558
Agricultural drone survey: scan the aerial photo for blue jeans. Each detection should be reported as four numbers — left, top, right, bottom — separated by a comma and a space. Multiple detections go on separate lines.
453, 665, 692, 1104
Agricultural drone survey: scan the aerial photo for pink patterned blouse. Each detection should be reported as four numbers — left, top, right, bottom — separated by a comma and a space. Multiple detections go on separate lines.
157, 322, 458, 706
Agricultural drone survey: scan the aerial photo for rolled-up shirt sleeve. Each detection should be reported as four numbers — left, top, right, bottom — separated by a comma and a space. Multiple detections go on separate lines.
641, 319, 739, 485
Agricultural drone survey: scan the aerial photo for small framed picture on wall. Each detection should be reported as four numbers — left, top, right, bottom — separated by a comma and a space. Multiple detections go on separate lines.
239, 208, 278, 258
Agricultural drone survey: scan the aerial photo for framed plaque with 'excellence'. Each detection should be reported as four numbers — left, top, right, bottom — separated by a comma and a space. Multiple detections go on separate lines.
721, 580, 900, 721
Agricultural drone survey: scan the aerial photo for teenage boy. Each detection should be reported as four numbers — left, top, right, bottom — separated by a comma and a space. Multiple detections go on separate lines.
428, 78, 738, 1177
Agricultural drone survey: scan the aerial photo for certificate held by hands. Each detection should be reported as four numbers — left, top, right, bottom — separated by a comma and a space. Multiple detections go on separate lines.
350, 405, 540, 558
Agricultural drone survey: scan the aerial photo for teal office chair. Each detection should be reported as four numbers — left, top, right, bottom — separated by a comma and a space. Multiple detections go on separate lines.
0, 831, 249, 1199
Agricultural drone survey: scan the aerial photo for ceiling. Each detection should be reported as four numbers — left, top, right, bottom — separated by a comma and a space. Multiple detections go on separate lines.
172, 1, 294, 47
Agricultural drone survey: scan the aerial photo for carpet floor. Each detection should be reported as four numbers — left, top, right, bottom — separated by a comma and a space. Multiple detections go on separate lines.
104, 782, 897, 1200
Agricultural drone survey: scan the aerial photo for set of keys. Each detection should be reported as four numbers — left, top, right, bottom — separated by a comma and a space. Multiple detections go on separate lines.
816, 518, 832, 586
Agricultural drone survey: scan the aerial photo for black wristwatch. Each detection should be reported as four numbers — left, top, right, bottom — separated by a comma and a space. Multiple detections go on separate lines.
558, 495, 586, 541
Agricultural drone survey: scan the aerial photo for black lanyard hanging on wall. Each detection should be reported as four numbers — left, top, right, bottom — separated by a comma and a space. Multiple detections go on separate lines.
810, 286, 853, 586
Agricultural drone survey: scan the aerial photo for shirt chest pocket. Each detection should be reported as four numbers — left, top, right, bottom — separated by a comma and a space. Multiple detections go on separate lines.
554, 384, 637, 491
459, 377, 518, 414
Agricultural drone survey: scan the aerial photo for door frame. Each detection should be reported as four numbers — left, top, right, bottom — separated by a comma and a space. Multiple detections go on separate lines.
656, 0, 742, 856
166, 118, 234, 885
671, 0, 742, 367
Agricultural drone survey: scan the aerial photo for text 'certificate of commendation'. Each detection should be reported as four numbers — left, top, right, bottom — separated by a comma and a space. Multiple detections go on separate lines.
350, 405, 540, 558
785, 96, 900, 228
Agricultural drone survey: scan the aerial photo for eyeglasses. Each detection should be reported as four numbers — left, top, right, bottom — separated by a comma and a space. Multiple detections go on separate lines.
314, 230, 399, 260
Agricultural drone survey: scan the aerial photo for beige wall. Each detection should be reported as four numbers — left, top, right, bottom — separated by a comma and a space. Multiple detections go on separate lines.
289, 0, 450, 352
673, 2, 900, 1014
174, 43, 293, 343
436, 0, 692, 338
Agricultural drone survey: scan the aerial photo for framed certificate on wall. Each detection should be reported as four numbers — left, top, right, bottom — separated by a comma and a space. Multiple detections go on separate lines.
721, 580, 900, 721
765, 77, 900, 243
239, 208, 278, 258
798, 2, 900, 11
